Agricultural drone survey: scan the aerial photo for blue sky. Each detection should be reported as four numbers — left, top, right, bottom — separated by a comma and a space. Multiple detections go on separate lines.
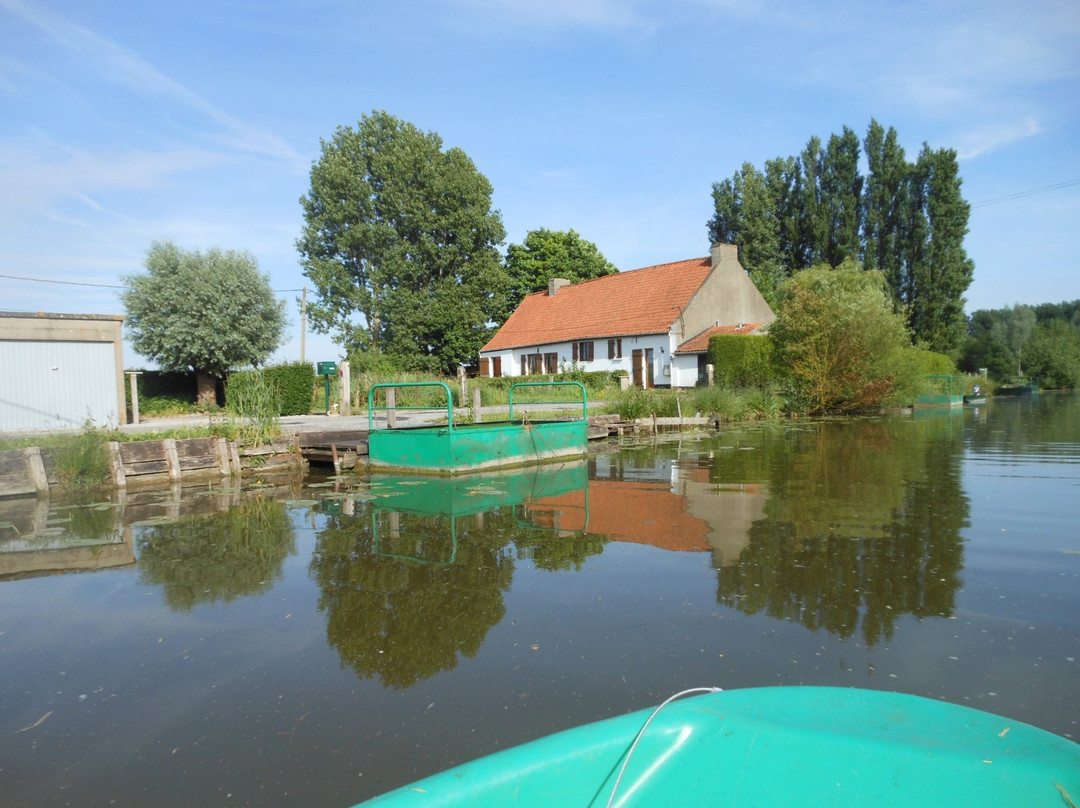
2, 0, 1078, 367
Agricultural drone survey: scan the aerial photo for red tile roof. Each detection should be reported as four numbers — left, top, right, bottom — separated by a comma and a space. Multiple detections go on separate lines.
482, 257, 712, 352
675, 322, 766, 354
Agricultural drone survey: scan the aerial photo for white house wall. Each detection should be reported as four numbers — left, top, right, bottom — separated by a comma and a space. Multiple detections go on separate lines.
480, 334, 675, 387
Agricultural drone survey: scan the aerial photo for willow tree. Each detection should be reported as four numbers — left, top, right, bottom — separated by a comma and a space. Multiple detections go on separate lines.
297, 111, 508, 373
769, 261, 915, 414
122, 241, 286, 406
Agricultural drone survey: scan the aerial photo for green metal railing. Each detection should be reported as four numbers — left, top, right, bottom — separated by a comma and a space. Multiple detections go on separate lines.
367, 380, 589, 431
368, 382, 455, 431
508, 381, 587, 421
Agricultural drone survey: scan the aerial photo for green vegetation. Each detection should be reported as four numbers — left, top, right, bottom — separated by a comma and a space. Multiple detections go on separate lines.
298, 110, 507, 374
708, 119, 973, 354
961, 300, 1080, 388
768, 261, 922, 414
504, 228, 618, 310
122, 241, 287, 405
225, 370, 283, 446
50, 422, 112, 489
708, 334, 775, 388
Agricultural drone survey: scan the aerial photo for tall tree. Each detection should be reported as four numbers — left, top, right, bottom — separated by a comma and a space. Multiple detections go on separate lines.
906, 145, 975, 353
862, 119, 909, 294
709, 163, 785, 305
707, 120, 974, 355
297, 111, 507, 373
503, 228, 618, 309
819, 126, 863, 266
122, 241, 286, 406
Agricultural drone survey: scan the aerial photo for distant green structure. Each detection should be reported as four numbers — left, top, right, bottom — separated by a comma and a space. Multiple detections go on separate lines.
914, 374, 964, 408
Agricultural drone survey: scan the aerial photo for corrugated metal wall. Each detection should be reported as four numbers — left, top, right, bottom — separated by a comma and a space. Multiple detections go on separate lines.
0, 340, 121, 432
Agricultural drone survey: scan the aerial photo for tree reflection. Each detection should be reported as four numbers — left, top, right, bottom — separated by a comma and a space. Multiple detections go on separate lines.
309, 477, 605, 689
714, 417, 968, 645
136, 496, 296, 610
310, 507, 514, 689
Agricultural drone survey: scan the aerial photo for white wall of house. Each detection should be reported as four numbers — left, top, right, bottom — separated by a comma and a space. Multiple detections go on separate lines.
480, 333, 675, 387
669, 354, 702, 388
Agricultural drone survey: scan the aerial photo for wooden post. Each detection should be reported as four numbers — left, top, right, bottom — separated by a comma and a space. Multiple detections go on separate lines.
386, 387, 397, 429
127, 371, 142, 425
457, 366, 467, 407
706, 363, 715, 387
473, 386, 482, 424
106, 442, 127, 488
22, 447, 50, 495
338, 361, 351, 416
163, 439, 181, 482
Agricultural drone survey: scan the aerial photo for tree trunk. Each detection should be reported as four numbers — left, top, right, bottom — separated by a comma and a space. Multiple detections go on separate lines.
196, 371, 218, 408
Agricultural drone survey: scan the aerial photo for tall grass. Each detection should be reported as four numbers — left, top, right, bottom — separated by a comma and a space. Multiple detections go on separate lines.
51, 422, 112, 489
225, 370, 281, 446
606, 385, 785, 423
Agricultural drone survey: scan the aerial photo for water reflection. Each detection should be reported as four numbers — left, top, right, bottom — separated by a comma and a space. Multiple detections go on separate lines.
712, 417, 968, 644
309, 462, 601, 689
136, 495, 297, 610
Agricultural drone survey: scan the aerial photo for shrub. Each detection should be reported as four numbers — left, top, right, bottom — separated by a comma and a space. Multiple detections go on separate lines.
708, 334, 776, 387
260, 362, 316, 415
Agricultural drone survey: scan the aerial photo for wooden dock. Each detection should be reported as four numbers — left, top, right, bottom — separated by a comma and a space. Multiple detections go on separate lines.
298, 430, 368, 472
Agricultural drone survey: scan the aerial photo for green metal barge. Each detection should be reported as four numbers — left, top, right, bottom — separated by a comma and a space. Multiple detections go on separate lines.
367, 381, 588, 475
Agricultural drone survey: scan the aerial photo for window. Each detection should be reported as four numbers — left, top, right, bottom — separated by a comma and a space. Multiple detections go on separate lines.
572, 341, 594, 363
607, 338, 622, 359
527, 353, 544, 375
544, 352, 558, 374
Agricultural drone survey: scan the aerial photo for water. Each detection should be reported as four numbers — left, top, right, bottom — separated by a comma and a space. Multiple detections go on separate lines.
2, 393, 1078, 807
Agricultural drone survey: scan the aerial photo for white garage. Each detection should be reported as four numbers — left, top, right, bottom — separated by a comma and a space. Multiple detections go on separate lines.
0, 312, 126, 433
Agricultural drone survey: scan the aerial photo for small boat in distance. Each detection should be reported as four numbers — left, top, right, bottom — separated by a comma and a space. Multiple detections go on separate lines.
353, 686, 1080, 807
964, 384, 987, 405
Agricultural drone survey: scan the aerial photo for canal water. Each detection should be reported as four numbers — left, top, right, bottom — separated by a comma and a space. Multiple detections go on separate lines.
2, 393, 1077, 807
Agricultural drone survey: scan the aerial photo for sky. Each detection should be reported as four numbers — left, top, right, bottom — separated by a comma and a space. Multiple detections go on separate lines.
2, 0, 1078, 368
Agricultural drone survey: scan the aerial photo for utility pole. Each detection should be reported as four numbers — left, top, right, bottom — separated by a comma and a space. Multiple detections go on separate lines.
300, 286, 307, 363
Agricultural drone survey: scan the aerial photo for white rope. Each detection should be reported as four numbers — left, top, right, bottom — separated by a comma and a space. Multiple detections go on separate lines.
605, 687, 723, 808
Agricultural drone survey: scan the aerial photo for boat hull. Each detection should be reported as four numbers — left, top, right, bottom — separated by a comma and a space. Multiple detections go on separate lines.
354, 686, 1080, 807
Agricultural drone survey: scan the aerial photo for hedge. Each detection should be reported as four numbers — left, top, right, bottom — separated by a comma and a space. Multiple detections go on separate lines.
707, 334, 776, 387
227, 362, 316, 416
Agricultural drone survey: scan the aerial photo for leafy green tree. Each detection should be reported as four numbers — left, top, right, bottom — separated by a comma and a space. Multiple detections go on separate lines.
906, 145, 975, 354
503, 228, 618, 309
1021, 320, 1080, 388
709, 163, 785, 305
297, 110, 508, 373
122, 241, 287, 406
769, 260, 915, 414
862, 120, 909, 291
707, 120, 974, 355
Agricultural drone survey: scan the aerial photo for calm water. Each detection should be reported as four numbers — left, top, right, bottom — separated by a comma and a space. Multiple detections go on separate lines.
2, 393, 1078, 807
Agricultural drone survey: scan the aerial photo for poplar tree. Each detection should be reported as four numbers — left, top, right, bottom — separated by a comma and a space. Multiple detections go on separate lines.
707, 120, 974, 354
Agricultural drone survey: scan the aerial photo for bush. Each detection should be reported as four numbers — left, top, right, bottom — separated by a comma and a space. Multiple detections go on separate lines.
261, 362, 316, 415
708, 334, 776, 387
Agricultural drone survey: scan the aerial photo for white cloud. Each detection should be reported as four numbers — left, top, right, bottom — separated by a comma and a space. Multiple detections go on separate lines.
0, 0, 306, 166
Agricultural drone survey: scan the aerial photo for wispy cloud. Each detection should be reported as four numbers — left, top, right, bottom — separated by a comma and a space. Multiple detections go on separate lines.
0, 0, 305, 166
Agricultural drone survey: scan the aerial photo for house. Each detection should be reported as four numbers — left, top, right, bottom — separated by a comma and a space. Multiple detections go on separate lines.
478, 243, 775, 388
